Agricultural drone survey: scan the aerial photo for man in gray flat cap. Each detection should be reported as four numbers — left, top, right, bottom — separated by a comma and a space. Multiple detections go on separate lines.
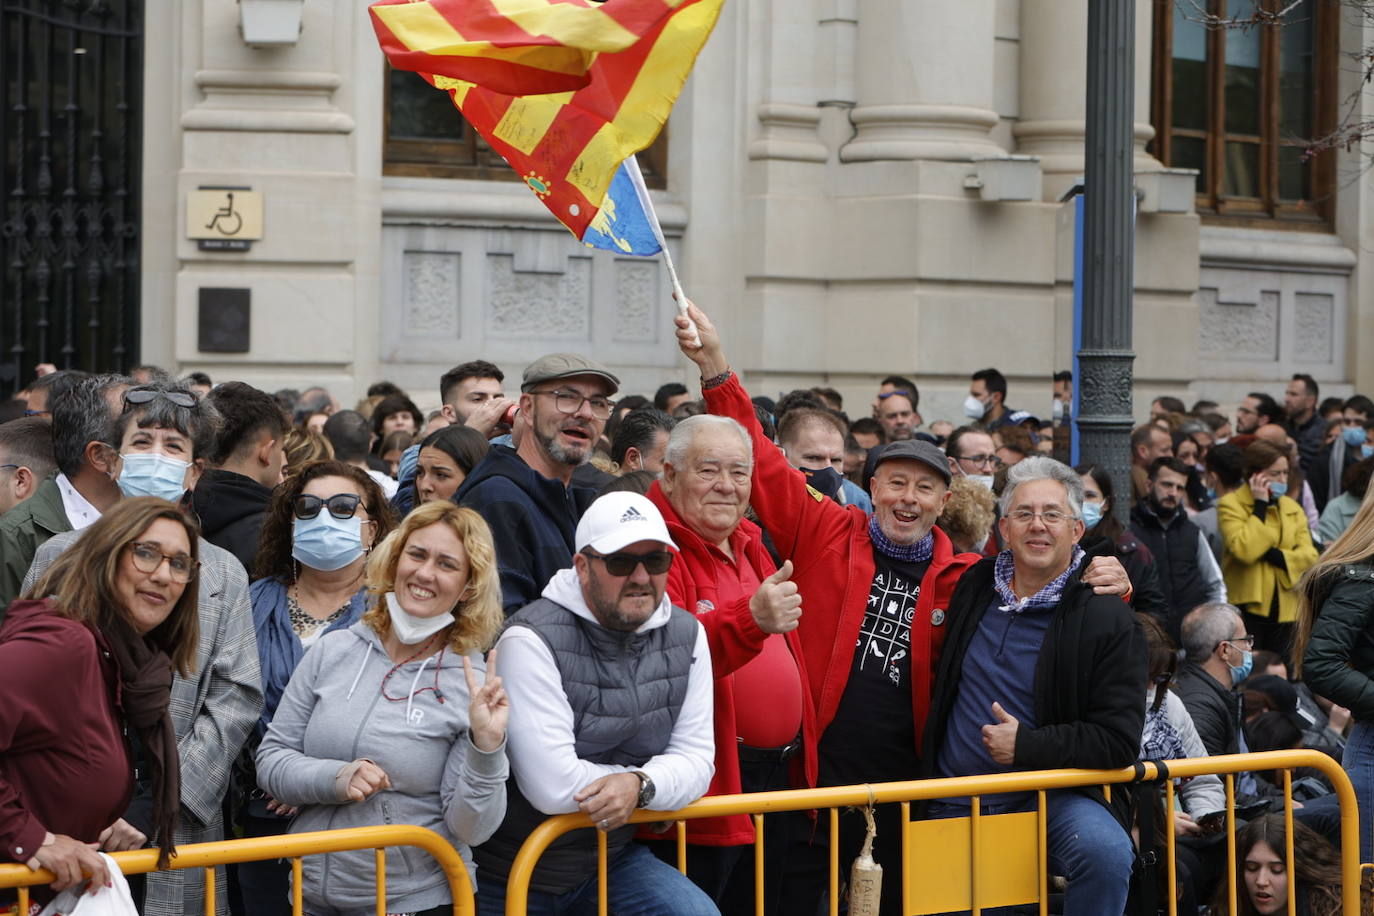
456, 352, 621, 614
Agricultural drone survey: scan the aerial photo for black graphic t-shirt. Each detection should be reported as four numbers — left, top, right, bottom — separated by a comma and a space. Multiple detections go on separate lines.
818, 551, 929, 786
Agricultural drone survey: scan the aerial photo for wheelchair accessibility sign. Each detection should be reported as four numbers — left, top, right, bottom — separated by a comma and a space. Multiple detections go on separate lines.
187, 187, 263, 251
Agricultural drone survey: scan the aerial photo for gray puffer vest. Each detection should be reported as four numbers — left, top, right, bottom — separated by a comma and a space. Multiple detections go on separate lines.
473, 597, 699, 895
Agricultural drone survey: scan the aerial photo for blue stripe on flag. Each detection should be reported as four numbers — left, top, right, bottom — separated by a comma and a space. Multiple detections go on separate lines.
582, 162, 662, 256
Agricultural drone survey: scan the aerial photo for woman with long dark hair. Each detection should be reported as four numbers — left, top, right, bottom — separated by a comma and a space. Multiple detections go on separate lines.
413, 424, 490, 507
1075, 463, 1170, 624
4, 498, 200, 896
1207, 813, 1365, 916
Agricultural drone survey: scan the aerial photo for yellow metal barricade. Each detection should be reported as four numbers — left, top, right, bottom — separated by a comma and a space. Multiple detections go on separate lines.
0, 825, 474, 916
504, 749, 1362, 916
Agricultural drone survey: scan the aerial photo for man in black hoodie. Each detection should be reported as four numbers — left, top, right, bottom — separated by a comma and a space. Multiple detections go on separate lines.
192, 382, 288, 573
457, 353, 620, 614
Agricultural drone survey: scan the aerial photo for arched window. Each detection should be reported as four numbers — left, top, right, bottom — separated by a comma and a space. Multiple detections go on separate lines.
1149, 0, 1337, 224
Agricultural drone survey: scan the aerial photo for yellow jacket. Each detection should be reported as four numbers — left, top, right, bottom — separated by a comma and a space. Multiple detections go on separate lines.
1217, 487, 1318, 622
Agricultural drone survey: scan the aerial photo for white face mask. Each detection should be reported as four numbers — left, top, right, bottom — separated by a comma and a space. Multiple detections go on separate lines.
963, 395, 987, 420
968, 474, 995, 491
1051, 399, 1065, 421
385, 592, 454, 645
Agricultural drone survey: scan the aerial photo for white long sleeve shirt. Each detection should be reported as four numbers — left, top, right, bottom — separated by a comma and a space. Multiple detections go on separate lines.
496, 568, 716, 815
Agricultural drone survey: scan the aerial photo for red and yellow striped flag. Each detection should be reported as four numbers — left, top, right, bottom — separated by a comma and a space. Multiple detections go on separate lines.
370, 0, 724, 240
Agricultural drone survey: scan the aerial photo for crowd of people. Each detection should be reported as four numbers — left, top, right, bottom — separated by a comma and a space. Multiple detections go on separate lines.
2, 303, 1374, 915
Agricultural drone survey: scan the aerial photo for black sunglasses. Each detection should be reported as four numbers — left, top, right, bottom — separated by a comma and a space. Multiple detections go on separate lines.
583, 549, 674, 577
293, 493, 363, 521
124, 387, 196, 410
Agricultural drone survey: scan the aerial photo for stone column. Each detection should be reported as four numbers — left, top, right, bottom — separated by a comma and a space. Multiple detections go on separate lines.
840, 0, 1003, 162
1015, 0, 1159, 200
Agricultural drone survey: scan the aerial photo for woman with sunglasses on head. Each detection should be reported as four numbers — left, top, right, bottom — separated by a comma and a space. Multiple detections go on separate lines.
257, 500, 508, 916
238, 460, 395, 914
2, 498, 199, 903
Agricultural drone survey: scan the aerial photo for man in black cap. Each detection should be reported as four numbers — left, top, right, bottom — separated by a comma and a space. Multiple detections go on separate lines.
456, 352, 620, 613
673, 300, 1131, 916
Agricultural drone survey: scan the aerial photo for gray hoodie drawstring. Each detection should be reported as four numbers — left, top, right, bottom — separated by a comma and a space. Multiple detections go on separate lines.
346, 642, 374, 700
405, 656, 432, 727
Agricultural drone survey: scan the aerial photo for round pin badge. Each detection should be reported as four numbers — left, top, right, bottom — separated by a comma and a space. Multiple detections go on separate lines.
931, 608, 946, 626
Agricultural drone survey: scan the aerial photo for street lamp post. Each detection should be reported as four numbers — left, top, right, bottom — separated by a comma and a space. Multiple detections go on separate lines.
1078, 0, 1138, 523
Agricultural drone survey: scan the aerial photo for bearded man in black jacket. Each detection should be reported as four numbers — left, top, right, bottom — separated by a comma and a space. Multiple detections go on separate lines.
922, 455, 1146, 916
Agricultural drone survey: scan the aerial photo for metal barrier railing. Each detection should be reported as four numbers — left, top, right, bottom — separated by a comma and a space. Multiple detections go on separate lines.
504, 749, 1362, 916
0, 824, 475, 916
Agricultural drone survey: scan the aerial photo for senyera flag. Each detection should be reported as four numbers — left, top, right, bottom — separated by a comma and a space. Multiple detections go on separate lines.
370, 0, 723, 253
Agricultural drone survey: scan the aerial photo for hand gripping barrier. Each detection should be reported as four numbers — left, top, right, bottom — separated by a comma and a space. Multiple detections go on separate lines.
503, 749, 1362, 916
0, 825, 475, 916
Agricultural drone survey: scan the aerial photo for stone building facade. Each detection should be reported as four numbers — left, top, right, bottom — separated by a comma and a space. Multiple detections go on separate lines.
138, 0, 1374, 422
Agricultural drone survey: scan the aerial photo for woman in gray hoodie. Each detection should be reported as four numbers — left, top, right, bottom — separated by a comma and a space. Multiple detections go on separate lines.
257, 500, 509, 916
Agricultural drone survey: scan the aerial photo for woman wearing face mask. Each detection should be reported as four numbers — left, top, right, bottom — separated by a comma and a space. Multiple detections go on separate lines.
1074, 464, 1171, 626
112, 387, 210, 504
238, 461, 395, 914
1218, 441, 1319, 658
3, 498, 199, 903
256, 500, 508, 916
413, 425, 489, 507
1207, 814, 1356, 916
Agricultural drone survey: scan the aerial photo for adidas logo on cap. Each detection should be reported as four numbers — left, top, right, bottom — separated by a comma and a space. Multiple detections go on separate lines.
620, 506, 645, 523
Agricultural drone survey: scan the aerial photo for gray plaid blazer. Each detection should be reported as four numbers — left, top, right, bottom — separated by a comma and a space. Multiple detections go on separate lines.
25, 532, 263, 916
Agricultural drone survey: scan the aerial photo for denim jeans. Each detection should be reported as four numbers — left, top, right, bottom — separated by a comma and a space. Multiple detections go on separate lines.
1345, 720, 1374, 863
926, 790, 1135, 916
475, 842, 720, 916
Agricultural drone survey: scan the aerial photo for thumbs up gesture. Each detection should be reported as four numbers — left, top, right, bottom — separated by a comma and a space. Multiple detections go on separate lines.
981, 701, 1019, 766
750, 560, 803, 634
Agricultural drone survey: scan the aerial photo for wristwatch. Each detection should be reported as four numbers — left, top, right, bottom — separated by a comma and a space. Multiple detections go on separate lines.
632, 770, 655, 808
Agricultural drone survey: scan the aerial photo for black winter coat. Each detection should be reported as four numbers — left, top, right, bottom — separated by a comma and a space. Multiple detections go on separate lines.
1302, 563, 1374, 722
189, 468, 272, 574
921, 549, 1147, 778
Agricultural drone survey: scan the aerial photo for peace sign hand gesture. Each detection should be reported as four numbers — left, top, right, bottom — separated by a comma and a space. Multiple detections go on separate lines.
463, 648, 508, 752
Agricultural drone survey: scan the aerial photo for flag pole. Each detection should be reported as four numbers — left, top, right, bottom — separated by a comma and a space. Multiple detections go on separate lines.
623, 155, 700, 347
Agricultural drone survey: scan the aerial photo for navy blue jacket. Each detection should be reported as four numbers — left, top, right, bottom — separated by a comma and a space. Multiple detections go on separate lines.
455, 445, 597, 615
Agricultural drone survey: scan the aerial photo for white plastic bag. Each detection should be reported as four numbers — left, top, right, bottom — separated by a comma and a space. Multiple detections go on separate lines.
36, 853, 139, 916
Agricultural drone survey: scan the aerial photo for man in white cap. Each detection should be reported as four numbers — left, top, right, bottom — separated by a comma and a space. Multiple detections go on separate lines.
473, 491, 719, 916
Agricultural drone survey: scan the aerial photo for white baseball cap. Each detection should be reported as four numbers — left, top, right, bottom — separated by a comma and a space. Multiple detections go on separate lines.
575, 492, 677, 555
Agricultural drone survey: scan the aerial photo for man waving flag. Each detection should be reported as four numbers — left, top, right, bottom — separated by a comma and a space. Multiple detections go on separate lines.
370, 0, 723, 249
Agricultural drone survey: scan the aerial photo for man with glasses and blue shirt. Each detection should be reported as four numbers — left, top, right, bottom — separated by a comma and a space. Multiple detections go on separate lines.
457, 352, 620, 615
474, 491, 718, 916
921, 455, 1146, 916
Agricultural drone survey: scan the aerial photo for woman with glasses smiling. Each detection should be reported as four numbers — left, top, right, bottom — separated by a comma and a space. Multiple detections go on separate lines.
3, 498, 200, 903
237, 460, 396, 914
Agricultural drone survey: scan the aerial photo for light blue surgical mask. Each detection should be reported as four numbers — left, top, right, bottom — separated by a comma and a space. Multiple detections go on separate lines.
1343, 426, 1366, 448
1229, 647, 1253, 685
1268, 481, 1288, 499
1081, 501, 1104, 530
292, 513, 365, 572
1363, 445, 1374, 460
117, 452, 191, 502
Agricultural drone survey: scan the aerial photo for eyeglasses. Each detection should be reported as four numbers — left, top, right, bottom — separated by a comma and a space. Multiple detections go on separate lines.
1220, 634, 1256, 650
1006, 508, 1074, 527
530, 388, 616, 421
583, 549, 674, 577
22, 409, 49, 418
124, 388, 196, 411
127, 541, 198, 583
0, 464, 16, 472
956, 453, 1002, 470
293, 493, 363, 521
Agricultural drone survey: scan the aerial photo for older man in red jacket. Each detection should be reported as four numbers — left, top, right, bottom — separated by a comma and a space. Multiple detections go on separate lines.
644, 412, 817, 915
673, 301, 1132, 916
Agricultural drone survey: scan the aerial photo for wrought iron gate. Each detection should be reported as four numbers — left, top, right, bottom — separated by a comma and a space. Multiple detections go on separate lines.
1, 0, 142, 396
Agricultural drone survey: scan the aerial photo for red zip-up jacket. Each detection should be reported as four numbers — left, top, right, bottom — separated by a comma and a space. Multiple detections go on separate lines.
644, 483, 817, 846
702, 374, 979, 758
0, 599, 133, 864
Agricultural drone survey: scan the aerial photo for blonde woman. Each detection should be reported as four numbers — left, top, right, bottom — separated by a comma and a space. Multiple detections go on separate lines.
1296, 481, 1374, 863
256, 501, 508, 915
